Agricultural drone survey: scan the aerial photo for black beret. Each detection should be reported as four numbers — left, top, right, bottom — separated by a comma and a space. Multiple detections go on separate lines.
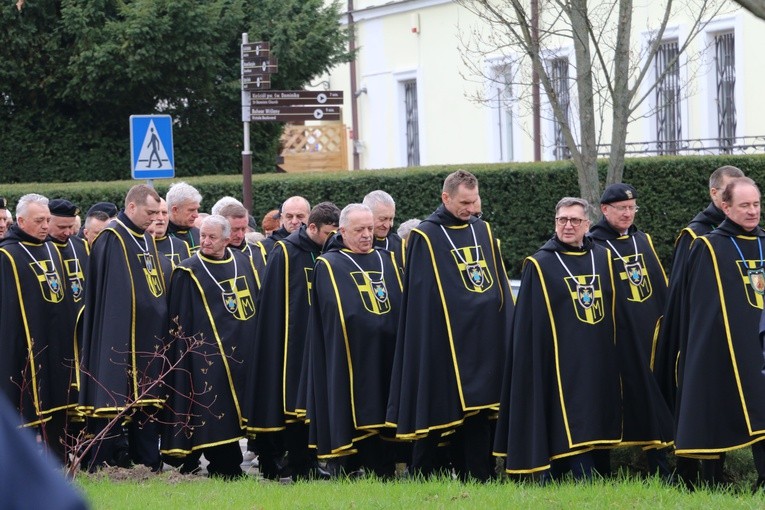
600, 183, 638, 204
49, 199, 80, 217
87, 202, 118, 218
0, 197, 6, 209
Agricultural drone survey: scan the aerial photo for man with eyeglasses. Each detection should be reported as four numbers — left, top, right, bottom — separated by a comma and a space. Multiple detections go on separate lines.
494, 197, 620, 481
654, 165, 744, 486
589, 183, 674, 478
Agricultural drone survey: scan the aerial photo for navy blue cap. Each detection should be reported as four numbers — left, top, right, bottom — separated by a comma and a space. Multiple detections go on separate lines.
600, 183, 638, 204
49, 199, 80, 217
87, 202, 118, 218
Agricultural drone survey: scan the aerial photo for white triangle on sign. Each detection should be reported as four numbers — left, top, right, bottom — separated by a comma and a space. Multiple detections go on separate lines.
135, 120, 171, 170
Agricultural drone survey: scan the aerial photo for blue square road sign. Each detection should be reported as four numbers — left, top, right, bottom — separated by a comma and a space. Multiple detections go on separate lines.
130, 115, 175, 180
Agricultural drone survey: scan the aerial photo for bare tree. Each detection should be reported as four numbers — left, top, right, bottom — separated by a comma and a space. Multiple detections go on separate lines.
458, 0, 729, 212
65, 324, 228, 479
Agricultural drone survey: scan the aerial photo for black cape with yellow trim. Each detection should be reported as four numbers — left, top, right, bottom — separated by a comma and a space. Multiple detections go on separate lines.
161, 249, 258, 455
155, 234, 191, 268
257, 226, 290, 263
386, 205, 514, 438
49, 235, 90, 407
49, 235, 90, 306
234, 240, 264, 291
304, 235, 403, 458
654, 203, 725, 412
493, 236, 621, 473
0, 225, 77, 425
675, 219, 765, 456
374, 231, 405, 272
167, 220, 200, 254
77, 212, 168, 417
589, 219, 674, 445
243, 226, 321, 433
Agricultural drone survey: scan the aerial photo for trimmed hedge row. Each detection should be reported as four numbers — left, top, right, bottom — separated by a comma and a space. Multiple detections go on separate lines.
3, 154, 765, 277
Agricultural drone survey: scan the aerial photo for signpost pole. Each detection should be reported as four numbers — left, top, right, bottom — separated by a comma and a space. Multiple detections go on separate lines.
241, 32, 253, 212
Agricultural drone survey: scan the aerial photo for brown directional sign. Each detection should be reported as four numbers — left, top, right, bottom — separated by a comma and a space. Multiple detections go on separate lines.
250, 90, 343, 105
243, 59, 278, 74
242, 42, 270, 57
242, 76, 272, 91
250, 105, 341, 122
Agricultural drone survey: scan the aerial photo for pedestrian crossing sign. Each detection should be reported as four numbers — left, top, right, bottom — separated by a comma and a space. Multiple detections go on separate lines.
130, 114, 175, 179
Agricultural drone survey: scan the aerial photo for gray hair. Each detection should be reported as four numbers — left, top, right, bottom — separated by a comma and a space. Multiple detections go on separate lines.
397, 218, 421, 240
363, 190, 395, 210
17, 193, 49, 218
339, 203, 372, 229
709, 165, 745, 190
211, 196, 243, 216
555, 197, 591, 216
201, 214, 231, 239
245, 231, 265, 244
166, 182, 202, 209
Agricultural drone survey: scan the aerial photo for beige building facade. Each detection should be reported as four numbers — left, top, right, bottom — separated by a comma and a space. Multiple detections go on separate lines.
322, 0, 765, 170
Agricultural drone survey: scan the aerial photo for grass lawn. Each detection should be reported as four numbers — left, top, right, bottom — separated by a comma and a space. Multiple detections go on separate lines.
76, 473, 765, 509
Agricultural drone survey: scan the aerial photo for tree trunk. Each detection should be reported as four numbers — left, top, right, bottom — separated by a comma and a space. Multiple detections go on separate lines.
607, 0, 633, 186
569, 0, 601, 215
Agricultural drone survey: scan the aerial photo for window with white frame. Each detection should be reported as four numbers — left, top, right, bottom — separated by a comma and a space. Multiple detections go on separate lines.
402, 79, 420, 166
492, 66, 514, 162
714, 31, 736, 153
549, 57, 571, 160
655, 40, 682, 155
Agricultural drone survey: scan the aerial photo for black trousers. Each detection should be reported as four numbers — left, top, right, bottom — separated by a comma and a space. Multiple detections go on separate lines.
411, 411, 494, 482
328, 434, 396, 479
203, 441, 243, 479
85, 409, 160, 472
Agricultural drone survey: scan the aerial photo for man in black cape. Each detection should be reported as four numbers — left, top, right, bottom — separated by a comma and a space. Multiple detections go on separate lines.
363, 190, 405, 271
589, 184, 674, 476
675, 177, 765, 487
255, 196, 311, 263
494, 197, 621, 480
219, 202, 265, 288
161, 215, 259, 479
166, 181, 202, 254
654, 165, 744, 484
244, 202, 339, 480
48, 199, 90, 309
386, 170, 514, 482
149, 197, 191, 268
0, 193, 77, 463
78, 184, 167, 471
304, 204, 403, 477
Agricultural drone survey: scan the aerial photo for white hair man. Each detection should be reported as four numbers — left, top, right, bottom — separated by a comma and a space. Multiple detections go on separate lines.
363, 190, 404, 270
302, 203, 403, 478
161, 214, 258, 479
0, 193, 76, 464
166, 181, 203, 254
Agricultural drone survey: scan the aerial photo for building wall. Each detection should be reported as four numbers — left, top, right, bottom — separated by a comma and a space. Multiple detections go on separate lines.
325, 0, 765, 170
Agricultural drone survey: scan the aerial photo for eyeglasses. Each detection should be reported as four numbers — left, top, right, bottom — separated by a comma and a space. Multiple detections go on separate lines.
555, 217, 585, 227
606, 204, 639, 213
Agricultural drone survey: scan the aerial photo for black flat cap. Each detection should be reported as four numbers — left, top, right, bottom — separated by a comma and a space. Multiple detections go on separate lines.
600, 183, 638, 204
87, 202, 118, 218
49, 199, 80, 217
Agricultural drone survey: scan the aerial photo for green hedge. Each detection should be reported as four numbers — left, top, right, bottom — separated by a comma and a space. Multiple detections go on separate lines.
3, 154, 765, 277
